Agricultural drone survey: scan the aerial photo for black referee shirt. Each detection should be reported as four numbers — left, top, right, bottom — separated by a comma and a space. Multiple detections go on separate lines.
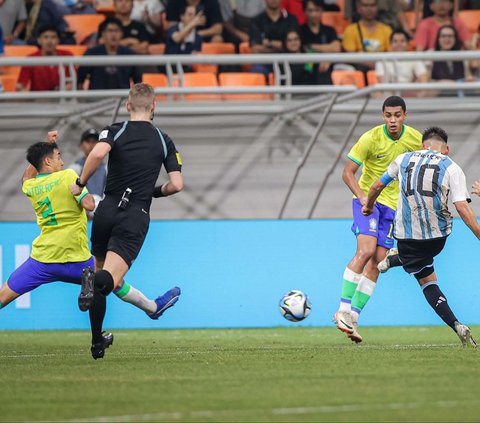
98, 121, 182, 204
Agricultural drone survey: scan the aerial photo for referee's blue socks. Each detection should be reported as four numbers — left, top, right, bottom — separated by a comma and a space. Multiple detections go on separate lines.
95, 270, 114, 296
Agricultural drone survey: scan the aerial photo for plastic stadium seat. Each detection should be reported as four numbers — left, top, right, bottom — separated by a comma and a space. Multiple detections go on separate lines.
193, 42, 236, 74
458, 10, 480, 35
174, 72, 220, 101
64, 14, 105, 44
58, 45, 87, 56
218, 72, 269, 101
1, 74, 17, 92
367, 70, 378, 86
148, 43, 165, 55
239, 42, 252, 71
142, 73, 169, 101
331, 70, 366, 88
321, 12, 349, 36
4, 45, 38, 56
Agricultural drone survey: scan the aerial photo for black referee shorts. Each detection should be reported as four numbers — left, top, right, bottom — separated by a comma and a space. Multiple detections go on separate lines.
397, 237, 447, 280
91, 196, 150, 268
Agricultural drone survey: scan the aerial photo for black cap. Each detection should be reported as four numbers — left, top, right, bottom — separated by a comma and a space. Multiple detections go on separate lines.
80, 128, 99, 143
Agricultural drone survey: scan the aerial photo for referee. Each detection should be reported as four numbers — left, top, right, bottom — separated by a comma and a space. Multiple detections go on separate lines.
71, 83, 183, 359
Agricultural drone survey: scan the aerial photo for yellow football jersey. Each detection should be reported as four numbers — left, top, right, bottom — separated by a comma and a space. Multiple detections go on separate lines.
22, 169, 91, 263
347, 124, 422, 210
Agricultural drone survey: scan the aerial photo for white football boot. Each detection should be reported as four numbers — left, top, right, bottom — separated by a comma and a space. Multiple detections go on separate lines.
377, 248, 399, 273
454, 322, 477, 348
333, 310, 354, 334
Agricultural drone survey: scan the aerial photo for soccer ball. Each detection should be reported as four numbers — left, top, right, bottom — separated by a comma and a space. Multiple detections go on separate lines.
279, 290, 312, 322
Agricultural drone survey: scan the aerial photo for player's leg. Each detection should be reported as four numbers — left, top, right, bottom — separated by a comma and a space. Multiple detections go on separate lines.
335, 199, 379, 334
0, 283, 21, 309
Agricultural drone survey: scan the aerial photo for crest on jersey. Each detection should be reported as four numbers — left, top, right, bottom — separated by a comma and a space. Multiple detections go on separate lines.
369, 218, 377, 232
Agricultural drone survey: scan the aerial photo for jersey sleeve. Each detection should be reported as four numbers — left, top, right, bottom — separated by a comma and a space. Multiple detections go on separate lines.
448, 163, 471, 203
347, 132, 371, 165
97, 123, 121, 147
64, 169, 89, 203
161, 131, 182, 173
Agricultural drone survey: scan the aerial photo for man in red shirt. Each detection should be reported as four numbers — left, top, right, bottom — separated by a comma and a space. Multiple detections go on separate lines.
17, 25, 73, 91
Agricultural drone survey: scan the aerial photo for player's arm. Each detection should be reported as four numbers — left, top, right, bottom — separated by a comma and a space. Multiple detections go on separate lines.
471, 180, 480, 196
153, 171, 183, 198
342, 159, 366, 204
454, 200, 480, 240
80, 194, 95, 211
362, 178, 387, 216
71, 142, 111, 195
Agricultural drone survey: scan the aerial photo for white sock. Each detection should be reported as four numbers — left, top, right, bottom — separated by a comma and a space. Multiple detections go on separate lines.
114, 281, 156, 314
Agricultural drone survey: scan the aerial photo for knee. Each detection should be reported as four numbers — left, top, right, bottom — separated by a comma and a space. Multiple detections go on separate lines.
95, 270, 114, 296
355, 246, 376, 263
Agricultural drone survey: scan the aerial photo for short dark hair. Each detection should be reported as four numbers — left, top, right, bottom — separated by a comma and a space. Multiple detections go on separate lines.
98, 17, 124, 38
390, 29, 410, 43
435, 24, 461, 51
303, 0, 325, 10
382, 95, 406, 112
37, 24, 60, 38
422, 126, 448, 144
26, 142, 59, 171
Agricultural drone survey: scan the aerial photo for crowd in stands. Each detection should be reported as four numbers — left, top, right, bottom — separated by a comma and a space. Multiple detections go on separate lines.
1, 0, 480, 96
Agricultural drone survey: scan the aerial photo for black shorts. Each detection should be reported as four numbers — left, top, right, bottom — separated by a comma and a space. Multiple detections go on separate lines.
91, 196, 150, 267
397, 237, 447, 280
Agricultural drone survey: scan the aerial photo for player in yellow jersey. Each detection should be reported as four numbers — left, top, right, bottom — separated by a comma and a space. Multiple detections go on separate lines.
1, 132, 176, 359
333, 96, 422, 343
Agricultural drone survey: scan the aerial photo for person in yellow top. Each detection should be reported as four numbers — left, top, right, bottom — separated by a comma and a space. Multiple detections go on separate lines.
342, 0, 392, 75
333, 96, 422, 343
1, 131, 172, 360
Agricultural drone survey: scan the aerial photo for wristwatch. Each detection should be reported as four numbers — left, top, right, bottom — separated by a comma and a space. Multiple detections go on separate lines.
75, 177, 86, 188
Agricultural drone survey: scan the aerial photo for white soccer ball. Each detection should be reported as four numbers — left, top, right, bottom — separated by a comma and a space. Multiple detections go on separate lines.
279, 290, 312, 322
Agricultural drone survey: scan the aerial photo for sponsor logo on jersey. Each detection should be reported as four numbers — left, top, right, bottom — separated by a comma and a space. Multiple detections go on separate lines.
99, 130, 109, 140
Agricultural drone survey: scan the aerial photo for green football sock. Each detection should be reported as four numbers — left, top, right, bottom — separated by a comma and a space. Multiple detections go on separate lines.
0, 301, 3, 310
339, 267, 362, 312
351, 276, 376, 319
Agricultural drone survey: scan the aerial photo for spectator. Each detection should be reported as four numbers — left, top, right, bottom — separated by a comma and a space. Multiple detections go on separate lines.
250, 0, 299, 76
17, 25, 74, 91
283, 29, 319, 85
166, 0, 223, 42
220, 0, 265, 46
24, 0, 75, 45
415, 0, 471, 51
69, 128, 107, 218
343, 0, 391, 53
281, 0, 306, 25
414, 0, 459, 19
470, 24, 480, 78
114, 0, 150, 54
131, 0, 165, 43
375, 29, 428, 97
430, 24, 473, 94
300, 0, 340, 84
165, 4, 202, 56
77, 17, 142, 90
0, 0, 27, 45
342, 0, 392, 72
377, 0, 414, 38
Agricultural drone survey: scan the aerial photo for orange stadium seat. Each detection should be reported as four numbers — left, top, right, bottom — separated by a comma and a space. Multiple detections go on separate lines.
193, 42, 236, 74
404, 11, 417, 32
331, 70, 366, 88
2, 46, 38, 80
321, 12, 349, 36
367, 70, 378, 86
142, 73, 169, 101
458, 10, 480, 35
1, 74, 18, 92
174, 72, 220, 101
148, 43, 165, 55
219, 72, 269, 101
64, 14, 105, 44
239, 42, 252, 71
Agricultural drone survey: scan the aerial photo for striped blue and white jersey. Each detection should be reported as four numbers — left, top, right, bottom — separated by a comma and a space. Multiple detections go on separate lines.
380, 149, 470, 240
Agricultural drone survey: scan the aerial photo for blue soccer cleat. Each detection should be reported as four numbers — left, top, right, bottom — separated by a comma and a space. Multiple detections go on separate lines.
148, 287, 181, 320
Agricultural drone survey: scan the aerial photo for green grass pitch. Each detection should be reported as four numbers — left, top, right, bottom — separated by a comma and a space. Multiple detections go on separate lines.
0, 326, 479, 422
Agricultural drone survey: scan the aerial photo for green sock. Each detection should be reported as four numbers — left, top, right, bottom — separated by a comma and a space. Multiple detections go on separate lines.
0, 301, 3, 310
351, 276, 376, 319
339, 267, 362, 312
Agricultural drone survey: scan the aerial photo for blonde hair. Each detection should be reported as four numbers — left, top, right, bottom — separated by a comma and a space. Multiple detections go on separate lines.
128, 83, 155, 112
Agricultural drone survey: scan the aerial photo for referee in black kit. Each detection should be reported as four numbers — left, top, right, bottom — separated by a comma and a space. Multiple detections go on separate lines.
71, 83, 183, 359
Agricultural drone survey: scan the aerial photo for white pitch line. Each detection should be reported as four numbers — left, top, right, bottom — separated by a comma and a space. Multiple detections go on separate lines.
64, 400, 464, 423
